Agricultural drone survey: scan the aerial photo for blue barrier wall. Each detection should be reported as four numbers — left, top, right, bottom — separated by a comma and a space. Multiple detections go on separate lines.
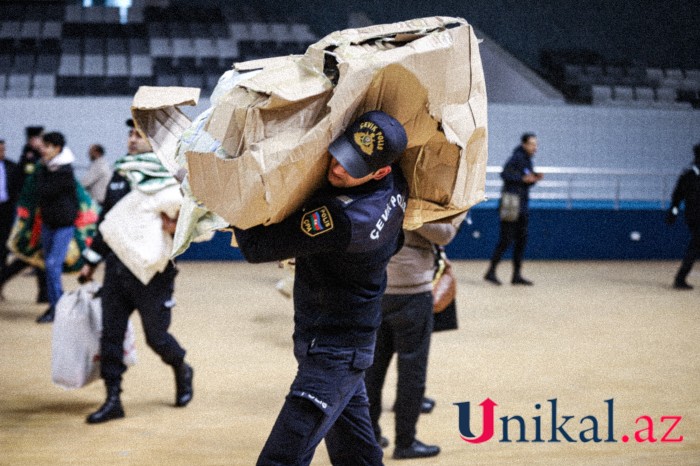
179, 203, 692, 261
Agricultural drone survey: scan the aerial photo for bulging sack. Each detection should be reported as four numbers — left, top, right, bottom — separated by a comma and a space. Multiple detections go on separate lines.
51, 283, 137, 390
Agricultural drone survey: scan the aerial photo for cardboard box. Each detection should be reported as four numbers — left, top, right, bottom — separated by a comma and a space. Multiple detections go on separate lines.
131, 16, 488, 253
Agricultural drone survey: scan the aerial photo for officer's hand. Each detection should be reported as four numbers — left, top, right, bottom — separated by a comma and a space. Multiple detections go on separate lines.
78, 264, 95, 283
665, 208, 678, 225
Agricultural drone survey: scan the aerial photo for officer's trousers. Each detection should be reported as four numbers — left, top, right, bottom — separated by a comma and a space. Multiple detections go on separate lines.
99, 253, 186, 387
257, 340, 383, 466
676, 225, 700, 283
365, 292, 433, 449
490, 215, 529, 274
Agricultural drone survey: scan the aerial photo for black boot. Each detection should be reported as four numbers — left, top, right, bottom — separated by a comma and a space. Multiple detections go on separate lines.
512, 274, 533, 286
36, 307, 55, 324
174, 361, 193, 407
393, 439, 440, 459
87, 385, 124, 424
484, 266, 501, 285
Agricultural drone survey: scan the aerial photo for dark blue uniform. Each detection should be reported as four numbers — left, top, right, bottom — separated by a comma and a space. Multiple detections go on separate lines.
83, 169, 185, 387
235, 167, 407, 466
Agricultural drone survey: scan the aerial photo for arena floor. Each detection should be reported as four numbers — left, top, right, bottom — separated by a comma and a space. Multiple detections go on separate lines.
1, 260, 698, 465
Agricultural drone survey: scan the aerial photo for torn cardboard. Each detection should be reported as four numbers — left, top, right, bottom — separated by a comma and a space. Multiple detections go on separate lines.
131, 16, 488, 255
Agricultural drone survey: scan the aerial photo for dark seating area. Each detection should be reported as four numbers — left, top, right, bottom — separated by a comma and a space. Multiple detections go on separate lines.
0, 2, 318, 97
541, 49, 699, 109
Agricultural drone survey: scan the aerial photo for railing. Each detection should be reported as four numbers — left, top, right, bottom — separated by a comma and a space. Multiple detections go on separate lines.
485, 166, 680, 209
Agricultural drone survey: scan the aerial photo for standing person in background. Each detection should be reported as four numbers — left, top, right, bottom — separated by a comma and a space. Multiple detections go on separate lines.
0, 139, 23, 300
0, 126, 49, 303
35, 132, 79, 323
79, 119, 193, 424
81, 144, 111, 206
484, 133, 543, 286
20, 126, 44, 178
666, 143, 700, 290
365, 218, 462, 460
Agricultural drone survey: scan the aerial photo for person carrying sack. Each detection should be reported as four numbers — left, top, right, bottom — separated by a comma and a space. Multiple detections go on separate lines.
484, 133, 543, 286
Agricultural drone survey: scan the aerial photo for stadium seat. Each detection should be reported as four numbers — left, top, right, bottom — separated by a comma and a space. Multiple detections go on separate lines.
655, 87, 677, 103
20, 21, 42, 39
0, 21, 21, 39
32, 73, 56, 97
229, 22, 252, 41
156, 73, 179, 87
64, 4, 83, 22
194, 38, 218, 60
83, 54, 105, 76
58, 54, 82, 76
42, 21, 63, 39
634, 86, 655, 105
5, 74, 31, 97
150, 37, 172, 57
591, 84, 613, 105
645, 68, 663, 86
106, 54, 128, 76
129, 54, 153, 77
215, 38, 239, 61
0, 74, 6, 97
172, 38, 195, 57
613, 86, 634, 104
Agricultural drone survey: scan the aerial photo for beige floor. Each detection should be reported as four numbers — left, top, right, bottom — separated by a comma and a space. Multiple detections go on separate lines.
0, 260, 698, 465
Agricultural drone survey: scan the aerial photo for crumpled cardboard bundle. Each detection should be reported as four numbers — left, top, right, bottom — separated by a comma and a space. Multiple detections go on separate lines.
131, 16, 488, 256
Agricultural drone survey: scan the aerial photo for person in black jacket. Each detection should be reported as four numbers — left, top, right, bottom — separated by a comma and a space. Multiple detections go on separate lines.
666, 144, 700, 290
485, 133, 543, 286
0, 139, 24, 298
234, 111, 408, 465
35, 132, 79, 323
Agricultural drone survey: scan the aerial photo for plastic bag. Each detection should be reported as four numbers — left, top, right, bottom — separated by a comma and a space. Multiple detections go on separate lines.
51, 283, 137, 390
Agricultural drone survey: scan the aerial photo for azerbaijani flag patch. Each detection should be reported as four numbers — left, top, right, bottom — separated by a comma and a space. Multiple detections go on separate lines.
301, 206, 334, 237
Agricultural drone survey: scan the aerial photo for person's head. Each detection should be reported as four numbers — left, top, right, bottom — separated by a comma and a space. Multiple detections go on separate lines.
89, 144, 105, 161
694, 143, 700, 165
0, 139, 5, 160
327, 110, 407, 188
41, 132, 65, 162
126, 119, 152, 155
26, 126, 44, 150
521, 132, 538, 156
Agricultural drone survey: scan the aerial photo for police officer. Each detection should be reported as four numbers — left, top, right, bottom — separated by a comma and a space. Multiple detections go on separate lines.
234, 111, 408, 465
484, 133, 543, 286
79, 119, 193, 424
666, 143, 700, 290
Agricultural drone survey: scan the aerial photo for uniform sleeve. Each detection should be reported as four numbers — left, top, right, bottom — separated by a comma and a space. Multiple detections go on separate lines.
234, 201, 352, 263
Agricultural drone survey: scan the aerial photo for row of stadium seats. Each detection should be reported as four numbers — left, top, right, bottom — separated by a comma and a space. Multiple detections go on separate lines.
590, 85, 695, 109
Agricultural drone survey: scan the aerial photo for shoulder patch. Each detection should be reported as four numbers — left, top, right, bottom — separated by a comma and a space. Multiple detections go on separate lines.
301, 206, 334, 237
